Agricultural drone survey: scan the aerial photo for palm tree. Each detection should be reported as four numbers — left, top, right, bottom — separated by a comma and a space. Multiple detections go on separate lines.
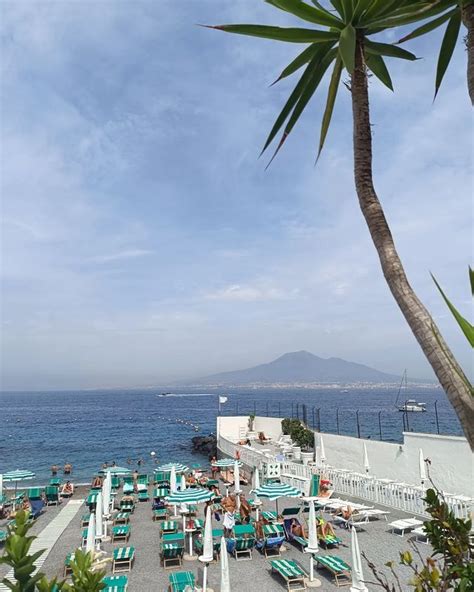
205, 0, 474, 448
398, 0, 474, 103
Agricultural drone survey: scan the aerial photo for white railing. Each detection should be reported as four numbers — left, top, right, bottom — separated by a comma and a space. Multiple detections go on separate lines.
217, 435, 473, 520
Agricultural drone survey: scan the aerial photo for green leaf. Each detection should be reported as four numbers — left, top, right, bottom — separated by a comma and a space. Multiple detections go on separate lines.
265, 0, 344, 28
366, 0, 454, 29
469, 267, 474, 297
397, 8, 456, 44
203, 24, 340, 43
432, 273, 474, 347
434, 12, 461, 98
317, 55, 343, 158
330, 0, 346, 21
272, 43, 324, 85
262, 44, 333, 154
366, 53, 393, 90
353, 0, 376, 25
364, 39, 418, 60
268, 47, 337, 164
339, 24, 356, 73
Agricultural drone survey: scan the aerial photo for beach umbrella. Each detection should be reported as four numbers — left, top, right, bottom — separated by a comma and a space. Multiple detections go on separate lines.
233, 460, 241, 510
102, 472, 111, 517
180, 474, 187, 491
95, 491, 103, 544
363, 443, 370, 474
86, 512, 96, 553
252, 469, 261, 521
350, 526, 368, 592
157, 462, 189, 473
198, 506, 214, 591
220, 536, 231, 592
211, 458, 242, 468
419, 449, 427, 487
3, 469, 35, 500
165, 488, 215, 557
170, 465, 178, 516
319, 436, 326, 463
304, 500, 320, 584
98, 466, 130, 476
252, 482, 301, 514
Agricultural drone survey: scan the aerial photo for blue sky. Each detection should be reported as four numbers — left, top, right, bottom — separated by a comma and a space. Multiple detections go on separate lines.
1, 1, 472, 390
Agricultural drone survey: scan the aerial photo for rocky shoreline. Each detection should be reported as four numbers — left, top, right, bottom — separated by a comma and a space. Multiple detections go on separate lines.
191, 433, 217, 459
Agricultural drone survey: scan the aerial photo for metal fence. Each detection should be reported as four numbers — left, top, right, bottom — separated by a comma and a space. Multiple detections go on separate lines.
220, 399, 459, 443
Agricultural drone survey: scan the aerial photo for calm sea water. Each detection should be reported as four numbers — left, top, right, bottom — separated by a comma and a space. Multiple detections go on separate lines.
0, 387, 461, 484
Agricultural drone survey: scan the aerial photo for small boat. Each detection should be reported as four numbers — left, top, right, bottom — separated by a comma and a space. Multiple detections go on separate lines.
158, 392, 172, 397
394, 371, 427, 412
398, 399, 427, 413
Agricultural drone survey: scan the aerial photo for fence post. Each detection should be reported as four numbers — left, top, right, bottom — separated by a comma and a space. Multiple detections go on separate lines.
302, 404, 308, 426
253, 401, 257, 416
336, 408, 340, 435
356, 410, 361, 438
266, 402, 269, 417
296, 403, 300, 420
236, 401, 239, 415
434, 400, 440, 434
405, 409, 410, 432
317, 408, 321, 432
378, 411, 382, 440
278, 402, 281, 417
312, 407, 315, 429
291, 402, 294, 418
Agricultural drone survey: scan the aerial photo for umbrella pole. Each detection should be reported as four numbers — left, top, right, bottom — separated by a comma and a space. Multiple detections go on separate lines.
203, 563, 208, 592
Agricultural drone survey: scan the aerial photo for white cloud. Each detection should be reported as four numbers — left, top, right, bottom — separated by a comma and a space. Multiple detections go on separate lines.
89, 249, 154, 264
205, 283, 294, 302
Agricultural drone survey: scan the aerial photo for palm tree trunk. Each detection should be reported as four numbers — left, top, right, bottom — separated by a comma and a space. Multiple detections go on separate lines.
461, 2, 474, 105
351, 38, 474, 449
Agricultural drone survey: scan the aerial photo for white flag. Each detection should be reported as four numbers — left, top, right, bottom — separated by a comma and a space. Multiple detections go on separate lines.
219, 396, 228, 404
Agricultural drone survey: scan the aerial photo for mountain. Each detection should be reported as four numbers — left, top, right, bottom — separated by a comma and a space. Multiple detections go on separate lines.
191, 351, 403, 385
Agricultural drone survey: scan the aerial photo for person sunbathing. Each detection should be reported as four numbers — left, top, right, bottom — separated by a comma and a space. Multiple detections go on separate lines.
186, 474, 197, 486
258, 432, 268, 443
91, 476, 103, 489
334, 505, 353, 520
317, 516, 336, 538
290, 519, 306, 539
239, 495, 251, 523
61, 481, 74, 496
121, 494, 135, 504
221, 470, 234, 485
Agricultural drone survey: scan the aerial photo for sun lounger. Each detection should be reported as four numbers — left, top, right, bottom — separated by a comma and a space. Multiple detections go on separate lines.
261, 535, 285, 558
81, 514, 90, 527
30, 499, 45, 520
45, 486, 60, 506
153, 487, 169, 498
412, 526, 428, 543
388, 518, 423, 536
64, 552, 75, 576
234, 524, 256, 537
168, 570, 195, 592
0, 530, 7, 545
162, 532, 185, 545
160, 521, 178, 535
102, 575, 128, 592
153, 508, 168, 521
112, 546, 135, 573
263, 523, 284, 538
120, 502, 135, 513
271, 559, 307, 591
262, 510, 278, 522
111, 477, 121, 490
50, 478, 61, 487
160, 543, 185, 569
154, 472, 170, 486
112, 525, 130, 542
138, 490, 149, 502
315, 555, 351, 587
113, 512, 130, 525
233, 537, 255, 561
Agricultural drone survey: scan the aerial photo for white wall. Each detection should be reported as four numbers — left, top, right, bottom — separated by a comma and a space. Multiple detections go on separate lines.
218, 416, 474, 498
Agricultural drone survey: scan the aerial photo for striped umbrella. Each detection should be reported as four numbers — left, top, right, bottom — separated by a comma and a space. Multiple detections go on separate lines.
156, 463, 189, 473
165, 488, 215, 505
3, 470, 35, 497
252, 482, 302, 514
98, 466, 131, 475
211, 458, 242, 468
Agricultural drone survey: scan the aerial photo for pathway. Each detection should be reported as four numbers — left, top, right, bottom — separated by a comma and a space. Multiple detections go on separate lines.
0, 499, 83, 590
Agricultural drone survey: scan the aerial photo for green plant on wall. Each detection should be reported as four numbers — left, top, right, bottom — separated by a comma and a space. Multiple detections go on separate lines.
281, 418, 314, 450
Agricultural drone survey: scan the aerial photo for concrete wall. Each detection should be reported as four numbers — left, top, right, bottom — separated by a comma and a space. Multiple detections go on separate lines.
218, 416, 474, 497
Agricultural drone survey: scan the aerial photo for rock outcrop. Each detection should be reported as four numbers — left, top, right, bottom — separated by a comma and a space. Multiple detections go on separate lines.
192, 434, 217, 459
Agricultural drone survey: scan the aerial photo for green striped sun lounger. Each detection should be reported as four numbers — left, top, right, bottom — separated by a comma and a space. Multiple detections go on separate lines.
234, 524, 255, 537
153, 487, 169, 498
112, 525, 130, 542
50, 478, 61, 487
315, 555, 351, 587
319, 533, 342, 548
262, 511, 278, 522
233, 537, 255, 561
63, 553, 75, 577
160, 521, 178, 535
86, 492, 98, 506
168, 570, 195, 592
193, 518, 204, 530
27, 488, 43, 500
271, 559, 307, 591
160, 543, 185, 569
0, 530, 7, 544
113, 512, 130, 525
195, 537, 221, 559
112, 546, 135, 573
153, 508, 168, 521
162, 532, 185, 544
102, 575, 128, 592
263, 523, 284, 537
80, 514, 90, 527
138, 490, 149, 501
45, 486, 59, 505
111, 477, 121, 490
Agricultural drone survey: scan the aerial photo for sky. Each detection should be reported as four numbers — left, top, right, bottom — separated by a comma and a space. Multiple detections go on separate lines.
1, 1, 472, 390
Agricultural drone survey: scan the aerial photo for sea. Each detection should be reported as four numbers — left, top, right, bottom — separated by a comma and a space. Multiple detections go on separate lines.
0, 386, 462, 485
